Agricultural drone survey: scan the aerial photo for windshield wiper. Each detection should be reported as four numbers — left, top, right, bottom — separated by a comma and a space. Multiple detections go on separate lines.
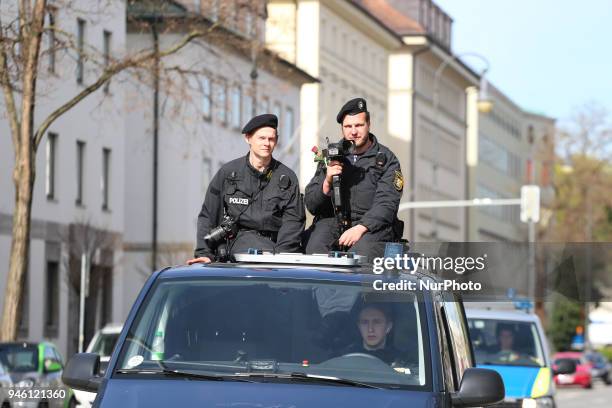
115, 368, 254, 383
233, 372, 383, 389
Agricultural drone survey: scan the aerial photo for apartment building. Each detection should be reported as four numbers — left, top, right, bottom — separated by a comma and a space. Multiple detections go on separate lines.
0, 0, 314, 357
0, 0, 127, 357
266, 0, 402, 187
121, 0, 316, 307
357, 0, 479, 241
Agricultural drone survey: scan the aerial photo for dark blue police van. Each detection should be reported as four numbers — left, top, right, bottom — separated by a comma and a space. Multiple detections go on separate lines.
63, 254, 504, 407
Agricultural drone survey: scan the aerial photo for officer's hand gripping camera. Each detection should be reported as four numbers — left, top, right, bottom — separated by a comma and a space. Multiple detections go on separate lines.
204, 215, 239, 248
314, 138, 356, 251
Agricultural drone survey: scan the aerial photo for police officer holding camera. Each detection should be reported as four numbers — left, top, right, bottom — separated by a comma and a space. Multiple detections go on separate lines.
304, 98, 404, 260
188, 114, 305, 264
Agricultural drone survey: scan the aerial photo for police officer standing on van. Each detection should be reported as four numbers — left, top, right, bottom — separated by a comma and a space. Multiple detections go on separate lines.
188, 114, 305, 264
304, 98, 404, 260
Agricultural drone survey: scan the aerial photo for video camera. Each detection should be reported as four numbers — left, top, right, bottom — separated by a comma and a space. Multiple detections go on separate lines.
204, 215, 239, 248
322, 139, 355, 163
313, 139, 355, 166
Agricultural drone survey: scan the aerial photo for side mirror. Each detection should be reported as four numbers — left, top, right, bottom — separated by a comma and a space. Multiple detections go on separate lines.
62, 353, 102, 392
553, 358, 577, 375
44, 358, 63, 373
451, 368, 505, 407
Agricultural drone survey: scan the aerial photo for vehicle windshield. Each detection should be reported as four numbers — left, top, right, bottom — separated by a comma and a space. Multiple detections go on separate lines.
91, 333, 120, 357
554, 358, 581, 366
115, 278, 430, 389
0, 345, 39, 372
467, 318, 546, 367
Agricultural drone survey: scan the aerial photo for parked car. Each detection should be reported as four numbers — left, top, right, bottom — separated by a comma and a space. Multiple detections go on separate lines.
63, 253, 505, 408
0, 361, 13, 407
73, 324, 123, 408
0, 341, 73, 407
552, 351, 592, 389
467, 308, 557, 408
584, 351, 611, 385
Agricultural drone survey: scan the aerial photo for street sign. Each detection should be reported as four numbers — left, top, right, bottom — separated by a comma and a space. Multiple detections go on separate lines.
520, 185, 540, 223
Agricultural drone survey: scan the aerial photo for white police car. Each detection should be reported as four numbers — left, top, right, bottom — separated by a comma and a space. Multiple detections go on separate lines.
466, 306, 557, 408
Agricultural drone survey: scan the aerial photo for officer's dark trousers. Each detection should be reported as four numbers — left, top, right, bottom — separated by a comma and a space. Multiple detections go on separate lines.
228, 230, 276, 255
305, 217, 393, 261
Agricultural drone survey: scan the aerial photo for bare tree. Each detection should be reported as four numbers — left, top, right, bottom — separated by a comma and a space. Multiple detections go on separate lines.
59, 218, 118, 354
548, 102, 612, 242
0, 0, 269, 341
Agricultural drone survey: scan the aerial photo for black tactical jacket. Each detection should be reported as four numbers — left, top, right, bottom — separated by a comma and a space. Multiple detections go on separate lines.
195, 154, 305, 258
304, 134, 403, 233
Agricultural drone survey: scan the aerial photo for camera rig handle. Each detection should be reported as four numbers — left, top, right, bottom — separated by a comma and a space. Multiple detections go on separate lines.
331, 174, 351, 251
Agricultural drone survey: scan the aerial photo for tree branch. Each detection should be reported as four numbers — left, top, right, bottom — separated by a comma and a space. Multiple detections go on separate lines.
0, 15, 21, 152
20, 0, 47, 150
33, 28, 210, 150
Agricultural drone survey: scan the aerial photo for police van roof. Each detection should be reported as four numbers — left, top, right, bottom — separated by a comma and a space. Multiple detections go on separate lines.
158, 262, 436, 284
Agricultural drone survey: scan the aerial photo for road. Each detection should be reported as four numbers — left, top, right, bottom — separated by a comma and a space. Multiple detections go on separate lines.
556, 381, 612, 408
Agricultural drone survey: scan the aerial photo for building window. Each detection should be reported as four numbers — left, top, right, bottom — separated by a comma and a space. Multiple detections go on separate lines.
44, 261, 59, 337
18, 264, 29, 337
272, 102, 281, 140
272, 101, 281, 119
259, 96, 269, 114
244, 92, 253, 118
102, 148, 111, 210
228, 1, 238, 30
210, 0, 219, 21
216, 80, 227, 126
101, 267, 113, 326
202, 157, 213, 198
103, 30, 111, 93
230, 85, 242, 129
201, 75, 212, 120
331, 26, 336, 49
46, 132, 58, 200
47, 8, 57, 73
76, 18, 85, 84
244, 10, 253, 38
284, 107, 294, 142
76, 141, 85, 205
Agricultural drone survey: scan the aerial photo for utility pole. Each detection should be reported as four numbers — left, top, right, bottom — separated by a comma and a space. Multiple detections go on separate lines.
585, 191, 593, 349
78, 253, 89, 353
527, 126, 536, 302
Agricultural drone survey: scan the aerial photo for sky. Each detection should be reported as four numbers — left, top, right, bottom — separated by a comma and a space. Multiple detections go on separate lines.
434, 0, 612, 122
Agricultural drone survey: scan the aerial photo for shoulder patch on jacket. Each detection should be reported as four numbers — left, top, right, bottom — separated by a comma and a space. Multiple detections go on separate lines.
393, 170, 404, 192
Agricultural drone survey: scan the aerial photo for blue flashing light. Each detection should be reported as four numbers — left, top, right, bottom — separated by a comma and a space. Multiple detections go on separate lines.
513, 298, 533, 312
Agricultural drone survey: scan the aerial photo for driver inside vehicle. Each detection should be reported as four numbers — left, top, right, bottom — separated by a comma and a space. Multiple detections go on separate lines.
340, 303, 402, 365
494, 324, 521, 362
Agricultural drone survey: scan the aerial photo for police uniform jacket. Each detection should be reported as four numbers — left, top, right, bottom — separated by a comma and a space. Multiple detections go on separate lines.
195, 154, 305, 258
304, 134, 403, 233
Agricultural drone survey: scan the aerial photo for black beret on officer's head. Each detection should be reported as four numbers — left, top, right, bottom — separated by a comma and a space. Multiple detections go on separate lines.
242, 113, 278, 135
336, 97, 368, 123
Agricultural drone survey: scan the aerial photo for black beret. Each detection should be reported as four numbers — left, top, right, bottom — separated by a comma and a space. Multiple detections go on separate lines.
242, 114, 278, 134
336, 97, 368, 123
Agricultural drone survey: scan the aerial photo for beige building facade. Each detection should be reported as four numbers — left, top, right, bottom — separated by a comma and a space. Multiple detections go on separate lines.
358, 0, 479, 241
465, 83, 556, 242
467, 84, 529, 241
268, 0, 482, 242
266, 0, 401, 187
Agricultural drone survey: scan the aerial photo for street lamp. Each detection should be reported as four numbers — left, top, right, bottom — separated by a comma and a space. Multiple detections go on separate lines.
431, 52, 492, 241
